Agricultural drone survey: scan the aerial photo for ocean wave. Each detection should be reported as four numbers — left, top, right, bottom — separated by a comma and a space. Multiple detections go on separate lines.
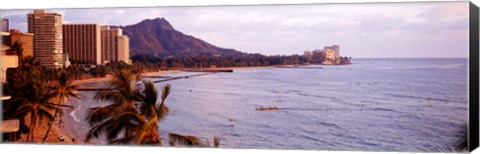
69, 107, 81, 122
376, 64, 466, 70
385, 93, 466, 104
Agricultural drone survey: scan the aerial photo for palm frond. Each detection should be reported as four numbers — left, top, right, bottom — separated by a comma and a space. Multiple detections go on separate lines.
168, 133, 201, 147
85, 119, 114, 142
85, 104, 120, 125
161, 84, 171, 102
455, 124, 468, 151
110, 135, 136, 144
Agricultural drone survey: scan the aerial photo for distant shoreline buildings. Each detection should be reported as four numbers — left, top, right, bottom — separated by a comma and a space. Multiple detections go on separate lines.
304, 45, 351, 65
1, 9, 131, 69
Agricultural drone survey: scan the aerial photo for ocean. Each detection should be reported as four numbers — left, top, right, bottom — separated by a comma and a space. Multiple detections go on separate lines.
67, 58, 469, 151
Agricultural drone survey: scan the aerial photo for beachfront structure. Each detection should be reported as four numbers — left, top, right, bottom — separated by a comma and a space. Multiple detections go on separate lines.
324, 45, 340, 61
2, 29, 34, 57
1, 35, 18, 88
312, 49, 324, 54
63, 24, 102, 66
1, 18, 9, 32
117, 35, 131, 64
63, 53, 71, 68
333, 45, 340, 59
1, 37, 20, 133
324, 48, 336, 62
101, 26, 131, 64
1, 46, 18, 84
28, 10, 64, 69
304, 51, 313, 57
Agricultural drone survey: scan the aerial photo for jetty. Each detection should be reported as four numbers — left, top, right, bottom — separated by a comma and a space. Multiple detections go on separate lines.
141, 75, 171, 79
276, 66, 323, 69
182, 69, 233, 73
152, 72, 213, 83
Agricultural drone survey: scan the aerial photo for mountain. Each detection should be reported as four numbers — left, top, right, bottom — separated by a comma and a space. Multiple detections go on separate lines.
115, 17, 244, 57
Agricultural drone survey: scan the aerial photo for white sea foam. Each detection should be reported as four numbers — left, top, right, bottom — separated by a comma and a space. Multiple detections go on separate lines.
70, 107, 81, 122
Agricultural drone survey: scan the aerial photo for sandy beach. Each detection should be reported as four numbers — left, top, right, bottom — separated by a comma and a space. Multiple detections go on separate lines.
73, 70, 181, 85
16, 113, 78, 144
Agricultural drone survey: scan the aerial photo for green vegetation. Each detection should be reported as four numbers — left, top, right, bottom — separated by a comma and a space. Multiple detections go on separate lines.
2, 56, 78, 142
131, 54, 311, 69
85, 68, 170, 144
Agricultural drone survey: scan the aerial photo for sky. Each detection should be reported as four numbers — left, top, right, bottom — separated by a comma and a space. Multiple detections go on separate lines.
0, 1, 470, 58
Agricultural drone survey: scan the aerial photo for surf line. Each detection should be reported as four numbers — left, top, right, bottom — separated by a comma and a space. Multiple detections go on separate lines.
69, 107, 81, 122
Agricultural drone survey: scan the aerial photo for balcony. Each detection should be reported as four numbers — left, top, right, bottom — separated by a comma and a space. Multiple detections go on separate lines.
1, 54, 18, 95
1, 54, 18, 70
1, 55, 19, 133
0, 119, 19, 133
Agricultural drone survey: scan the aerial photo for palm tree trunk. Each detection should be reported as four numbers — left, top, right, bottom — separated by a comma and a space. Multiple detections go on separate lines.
30, 114, 37, 142
31, 116, 36, 142
27, 113, 34, 142
154, 125, 161, 145
41, 98, 63, 143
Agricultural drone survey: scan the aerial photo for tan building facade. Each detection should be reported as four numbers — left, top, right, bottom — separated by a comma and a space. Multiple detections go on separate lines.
324, 45, 340, 61
101, 26, 130, 64
101, 26, 120, 64
324, 48, 335, 62
63, 24, 102, 65
6, 29, 34, 57
27, 10, 64, 68
117, 35, 130, 64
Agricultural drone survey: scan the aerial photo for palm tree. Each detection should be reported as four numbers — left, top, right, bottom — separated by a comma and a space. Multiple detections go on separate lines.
13, 70, 58, 142
19, 56, 41, 73
421, 123, 468, 152
94, 69, 140, 106
85, 68, 142, 143
168, 133, 220, 147
110, 82, 171, 144
139, 80, 170, 120
455, 124, 468, 151
135, 81, 170, 144
11, 41, 24, 65
41, 69, 79, 143
85, 67, 173, 145
2, 56, 43, 142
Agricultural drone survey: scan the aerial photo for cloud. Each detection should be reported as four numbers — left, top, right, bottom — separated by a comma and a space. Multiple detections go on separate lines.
0, 1, 470, 58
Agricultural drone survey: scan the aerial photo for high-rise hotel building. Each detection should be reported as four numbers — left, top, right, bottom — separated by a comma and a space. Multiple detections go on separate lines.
27, 10, 64, 68
63, 24, 102, 66
117, 35, 130, 64
101, 26, 130, 64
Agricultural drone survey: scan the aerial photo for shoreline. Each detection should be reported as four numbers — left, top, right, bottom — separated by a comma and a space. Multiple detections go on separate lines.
73, 70, 181, 85
73, 65, 299, 85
